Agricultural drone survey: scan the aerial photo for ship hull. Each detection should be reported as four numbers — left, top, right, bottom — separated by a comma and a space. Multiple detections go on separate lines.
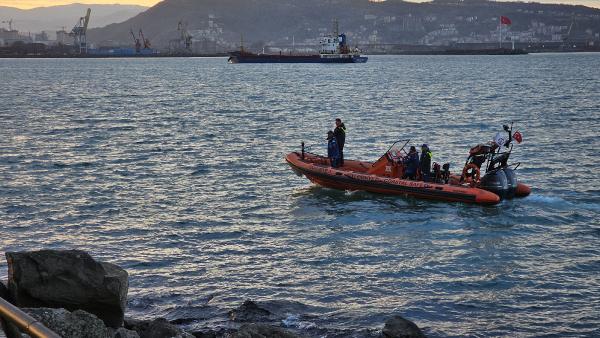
228, 52, 368, 64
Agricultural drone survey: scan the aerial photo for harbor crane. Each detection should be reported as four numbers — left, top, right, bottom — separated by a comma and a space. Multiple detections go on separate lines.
177, 21, 193, 50
70, 8, 91, 54
139, 29, 151, 49
130, 28, 141, 52
562, 14, 576, 50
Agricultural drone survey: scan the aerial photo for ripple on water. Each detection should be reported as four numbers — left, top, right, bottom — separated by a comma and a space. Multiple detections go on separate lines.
0, 55, 599, 337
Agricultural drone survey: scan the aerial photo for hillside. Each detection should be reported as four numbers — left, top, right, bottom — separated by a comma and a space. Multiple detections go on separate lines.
0, 3, 148, 33
86, 0, 600, 51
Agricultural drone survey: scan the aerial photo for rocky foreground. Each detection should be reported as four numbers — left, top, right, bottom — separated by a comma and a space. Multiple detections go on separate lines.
0, 250, 425, 338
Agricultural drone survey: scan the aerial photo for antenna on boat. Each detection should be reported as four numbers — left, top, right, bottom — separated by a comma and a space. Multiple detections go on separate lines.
333, 18, 340, 53
240, 33, 244, 52
333, 18, 339, 38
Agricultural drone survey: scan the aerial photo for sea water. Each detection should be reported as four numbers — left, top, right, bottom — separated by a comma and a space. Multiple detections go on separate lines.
1, 55, 599, 337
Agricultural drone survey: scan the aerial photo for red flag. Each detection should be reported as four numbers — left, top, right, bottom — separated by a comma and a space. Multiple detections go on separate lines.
512, 131, 523, 144
501, 16, 512, 25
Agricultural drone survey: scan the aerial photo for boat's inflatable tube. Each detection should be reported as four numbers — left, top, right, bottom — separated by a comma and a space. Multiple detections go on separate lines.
286, 152, 500, 205
515, 182, 531, 197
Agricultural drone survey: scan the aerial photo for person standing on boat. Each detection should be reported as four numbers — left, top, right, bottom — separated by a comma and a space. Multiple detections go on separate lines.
327, 131, 340, 168
333, 118, 346, 166
420, 144, 432, 182
403, 146, 420, 180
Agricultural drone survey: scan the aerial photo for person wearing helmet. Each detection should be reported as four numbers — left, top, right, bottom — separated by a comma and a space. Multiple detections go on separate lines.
420, 144, 432, 182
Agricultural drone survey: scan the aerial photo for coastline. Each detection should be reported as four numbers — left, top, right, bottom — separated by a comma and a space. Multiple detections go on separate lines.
0, 250, 426, 338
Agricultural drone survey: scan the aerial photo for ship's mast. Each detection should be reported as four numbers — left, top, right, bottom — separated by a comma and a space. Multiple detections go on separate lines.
333, 19, 339, 53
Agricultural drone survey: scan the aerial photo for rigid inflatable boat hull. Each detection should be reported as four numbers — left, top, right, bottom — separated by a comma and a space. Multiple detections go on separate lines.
286, 152, 500, 205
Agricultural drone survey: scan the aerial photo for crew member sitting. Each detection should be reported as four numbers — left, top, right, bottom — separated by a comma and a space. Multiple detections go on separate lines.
420, 144, 432, 182
402, 146, 419, 180
327, 130, 340, 168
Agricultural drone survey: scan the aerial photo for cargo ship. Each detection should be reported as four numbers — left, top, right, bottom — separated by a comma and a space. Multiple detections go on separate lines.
228, 21, 367, 64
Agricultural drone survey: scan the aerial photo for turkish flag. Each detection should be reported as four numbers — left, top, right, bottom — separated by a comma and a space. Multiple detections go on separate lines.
501, 16, 512, 25
512, 131, 523, 144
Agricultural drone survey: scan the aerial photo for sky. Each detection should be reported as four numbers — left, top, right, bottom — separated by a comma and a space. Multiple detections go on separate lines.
0, 0, 598, 9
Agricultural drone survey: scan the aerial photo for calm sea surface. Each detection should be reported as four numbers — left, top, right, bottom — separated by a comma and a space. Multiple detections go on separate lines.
1, 55, 599, 337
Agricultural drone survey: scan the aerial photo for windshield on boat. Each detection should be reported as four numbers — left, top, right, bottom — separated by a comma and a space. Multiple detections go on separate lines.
372, 139, 410, 166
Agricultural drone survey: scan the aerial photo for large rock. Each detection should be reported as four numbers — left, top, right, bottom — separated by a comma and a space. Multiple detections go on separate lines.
381, 316, 425, 338
111, 327, 142, 338
124, 317, 194, 338
232, 323, 301, 338
0, 281, 8, 300
229, 300, 272, 322
24, 308, 113, 338
23, 308, 140, 338
6, 250, 128, 328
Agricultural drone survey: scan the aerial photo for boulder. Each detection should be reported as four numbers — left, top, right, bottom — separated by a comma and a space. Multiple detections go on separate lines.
0, 281, 8, 300
381, 316, 425, 338
111, 327, 141, 338
191, 328, 234, 338
232, 323, 301, 338
23, 308, 112, 338
124, 317, 194, 338
6, 250, 128, 328
229, 300, 272, 322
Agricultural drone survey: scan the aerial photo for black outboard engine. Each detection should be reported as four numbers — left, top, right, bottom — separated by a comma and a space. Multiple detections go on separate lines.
464, 122, 524, 200
502, 167, 517, 199
480, 168, 509, 199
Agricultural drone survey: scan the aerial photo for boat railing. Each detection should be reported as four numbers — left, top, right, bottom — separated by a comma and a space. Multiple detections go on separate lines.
0, 297, 60, 338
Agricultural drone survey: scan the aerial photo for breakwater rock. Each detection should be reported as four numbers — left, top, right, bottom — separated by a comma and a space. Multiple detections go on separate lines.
6, 250, 128, 328
1, 250, 426, 338
23, 308, 139, 338
124, 317, 194, 338
382, 316, 425, 338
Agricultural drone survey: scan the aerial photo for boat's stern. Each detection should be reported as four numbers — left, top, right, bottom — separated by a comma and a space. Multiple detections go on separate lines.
352, 55, 368, 63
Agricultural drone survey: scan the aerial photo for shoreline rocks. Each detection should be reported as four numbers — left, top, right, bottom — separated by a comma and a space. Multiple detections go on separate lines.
1, 250, 427, 338
6, 250, 128, 328
229, 300, 273, 323
382, 316, 426, 338
23, 307, 131, 338
124, 317, 194, 338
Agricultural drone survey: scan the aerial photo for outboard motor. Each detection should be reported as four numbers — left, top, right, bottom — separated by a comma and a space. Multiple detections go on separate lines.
480, 168, 509, 200
502, 167, 518, 199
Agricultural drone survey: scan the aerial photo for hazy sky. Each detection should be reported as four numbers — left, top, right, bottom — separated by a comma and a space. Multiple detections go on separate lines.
1, 0, 599, 9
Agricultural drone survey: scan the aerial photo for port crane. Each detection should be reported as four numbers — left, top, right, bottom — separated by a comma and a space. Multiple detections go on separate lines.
70, 8, 91, 54
178, 21, 193, 51
139, 29, 151, 49
130, 28, 141, 52
562, 14, 576, 50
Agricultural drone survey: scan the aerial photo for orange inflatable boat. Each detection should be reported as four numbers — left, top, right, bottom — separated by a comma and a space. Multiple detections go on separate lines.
286, 125, 531, 205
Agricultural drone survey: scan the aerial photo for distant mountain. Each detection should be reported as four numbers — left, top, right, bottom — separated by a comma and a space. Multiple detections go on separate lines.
0, 3, 148, 33
86, 0, 600, 51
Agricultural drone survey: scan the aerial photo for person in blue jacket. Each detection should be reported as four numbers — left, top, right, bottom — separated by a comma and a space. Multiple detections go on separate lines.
402, 146, 420, 180
327, 130, 340, 168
